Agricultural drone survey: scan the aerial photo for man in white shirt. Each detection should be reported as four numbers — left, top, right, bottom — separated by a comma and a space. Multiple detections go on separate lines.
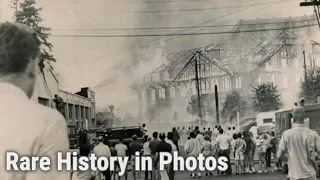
249, 125, 259, 139
0, 23, 69, 180
277, 106, 320, 180
185, 131, 201, 178
196, 131, 205, 148
216, 128, 232, 175
143, 137, 152, 180
166, 132, 177, 180
93, 136, 112, 180
115, 138, 128, 180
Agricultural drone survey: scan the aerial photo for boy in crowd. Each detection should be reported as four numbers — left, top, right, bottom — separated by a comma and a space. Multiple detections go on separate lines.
234, 133, 247, 175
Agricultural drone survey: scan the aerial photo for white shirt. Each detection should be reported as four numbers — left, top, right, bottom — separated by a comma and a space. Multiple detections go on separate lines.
279, 124, 320, 179
93, 143, 111, 158
196, 133, 205, 147
166, 139, 177, 152
216, 134, 231, 150
249, 126, 259, 138
115, 143, 128, 157
0, 83, 69, 180
184, 138, 201, 157
143, 142, 151, 155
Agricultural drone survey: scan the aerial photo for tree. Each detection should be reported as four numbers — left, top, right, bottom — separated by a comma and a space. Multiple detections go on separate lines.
252, 83, 282, 112
220, 91, 248, 123
300, 67, 320, 103
186, 95, 206, 118
10, 0, 55, 70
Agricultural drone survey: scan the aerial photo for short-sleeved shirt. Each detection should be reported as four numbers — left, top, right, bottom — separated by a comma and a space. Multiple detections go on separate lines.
279, 124, 320, 179
156, 141, 172, 161
115, 143, 128, 157
129, 141, 143, 155
216, 134, 231, 150
149, 139, 161, 155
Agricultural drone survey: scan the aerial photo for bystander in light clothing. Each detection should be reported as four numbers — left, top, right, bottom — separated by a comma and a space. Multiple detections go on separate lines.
278, 106, 320, 180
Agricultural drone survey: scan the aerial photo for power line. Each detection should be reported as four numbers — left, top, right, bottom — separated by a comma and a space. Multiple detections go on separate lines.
52, 19, 316, 31
129, 0, 299, 13
51, 23, 317, 38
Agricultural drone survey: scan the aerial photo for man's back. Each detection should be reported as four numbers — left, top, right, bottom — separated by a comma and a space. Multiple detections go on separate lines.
129, 141, 142, 155
149, 139, 160, 155
279, 125, 320, 179
93, 143, 111, 157
216, 134, 231, 150
0, 83, 69, 180
184, 138, 201, 157
115, 143, 128, 157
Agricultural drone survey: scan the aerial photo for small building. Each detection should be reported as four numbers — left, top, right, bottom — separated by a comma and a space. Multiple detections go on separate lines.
59, 88, 96, 130
31, 62, 96, 130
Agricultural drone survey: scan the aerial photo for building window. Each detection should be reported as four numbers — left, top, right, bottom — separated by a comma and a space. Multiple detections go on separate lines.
263, 118, 273, 123
68, 104, 73, 119
38, 97, 49, 106
85, 107, 89, 119
75, 122, 79, 130
75, 105, 79, 119
80, 106, 83, 119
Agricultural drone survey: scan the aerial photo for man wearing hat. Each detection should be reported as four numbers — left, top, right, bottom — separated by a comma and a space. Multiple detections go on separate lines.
277, 106, 320, 180
93, 136, 111, 180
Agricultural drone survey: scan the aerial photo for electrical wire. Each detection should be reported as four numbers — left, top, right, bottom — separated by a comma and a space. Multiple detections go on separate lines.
129, 0, 300, 13
51, 18, 316, 31
50, 23, 317, 38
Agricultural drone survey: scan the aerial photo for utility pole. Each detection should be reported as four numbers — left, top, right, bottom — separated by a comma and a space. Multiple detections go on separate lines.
194, 54, 202, 126
303, 50, 308, 82
215, 85, 220, 126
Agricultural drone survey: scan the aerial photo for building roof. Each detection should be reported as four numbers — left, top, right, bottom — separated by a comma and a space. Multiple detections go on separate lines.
139, 15, 316, 84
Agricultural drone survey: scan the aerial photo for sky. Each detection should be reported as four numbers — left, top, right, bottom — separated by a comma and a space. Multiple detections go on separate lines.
0, 0, 318, 113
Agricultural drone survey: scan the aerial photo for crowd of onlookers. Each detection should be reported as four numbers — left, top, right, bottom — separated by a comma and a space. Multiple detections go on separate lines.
178, 125, 281, 177
71, 124, 283, 180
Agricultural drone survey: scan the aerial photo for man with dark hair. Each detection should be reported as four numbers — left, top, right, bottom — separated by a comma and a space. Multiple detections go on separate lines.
166, 132, 177, 180
0, 22, 70, 180
154, 133, 172, 179
216, 128, 232, 175
149, 132, 160, 180
129, 135, 143, 180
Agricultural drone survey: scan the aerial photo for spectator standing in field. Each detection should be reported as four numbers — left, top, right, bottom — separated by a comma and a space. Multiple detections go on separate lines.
0, 23, 70, 180
172, 127, 180, 151
166, 132, 177, 180
149, 132, 161, 180
93, 136, 112, 180
269, 131, 281, 172
205, 128, 213, 137
143, 137, 152, 180
154, 133, 172, 179
231, 134, 238, 160
202, 135, 214, 176
264, 131, 272, 167
110, 142, 118, 180
216, 129, 232, 175
277, 106, 320, 180
181, 126, 188, 144
129, 135, 143, 180
115, 138, 128, 180
255, 135, 267, 173
185, 131, 202, 178
196, 130, 205, 147
187, 127, 192, 139
243, 131, 255, 173
234, 133, 247, 175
